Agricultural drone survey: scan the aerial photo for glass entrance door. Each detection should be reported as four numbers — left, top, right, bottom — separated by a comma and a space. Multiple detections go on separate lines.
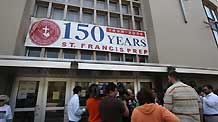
44, 81, 67, 122
13, 81, 40, 122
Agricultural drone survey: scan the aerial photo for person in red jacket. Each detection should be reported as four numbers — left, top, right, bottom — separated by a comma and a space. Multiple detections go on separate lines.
86, 84, 102, 122
131, 88, 180, 122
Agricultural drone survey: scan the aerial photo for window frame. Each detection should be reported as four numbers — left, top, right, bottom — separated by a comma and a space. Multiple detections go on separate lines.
203, 3, 218, 47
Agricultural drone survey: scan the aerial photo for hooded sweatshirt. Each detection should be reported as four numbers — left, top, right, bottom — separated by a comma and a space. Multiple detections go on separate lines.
131, 103, 180, 122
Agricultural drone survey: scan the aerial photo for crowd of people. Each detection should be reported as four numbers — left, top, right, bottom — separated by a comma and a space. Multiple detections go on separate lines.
68, 70, 218, 122
0, 70, 218, 122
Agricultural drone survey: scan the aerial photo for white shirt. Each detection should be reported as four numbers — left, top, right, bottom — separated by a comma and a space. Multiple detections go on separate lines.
203, 92, 218, 115
67, 94, 84, 122
0, 105, 12, 122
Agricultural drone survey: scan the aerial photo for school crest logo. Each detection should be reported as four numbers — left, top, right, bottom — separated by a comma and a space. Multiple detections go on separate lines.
29, 19, 61, 46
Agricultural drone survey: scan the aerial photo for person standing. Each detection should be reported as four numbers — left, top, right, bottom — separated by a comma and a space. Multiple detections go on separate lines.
68, 86, 86, 122
86, 84, 101, 122
164, 70, 202, 122
99, 83, 129, 122
131, 88, 179, 122
202, 84, 218, 122
0, 95, 13, 122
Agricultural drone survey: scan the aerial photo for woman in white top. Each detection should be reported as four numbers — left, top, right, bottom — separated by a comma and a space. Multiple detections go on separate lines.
0, 95, 12, 122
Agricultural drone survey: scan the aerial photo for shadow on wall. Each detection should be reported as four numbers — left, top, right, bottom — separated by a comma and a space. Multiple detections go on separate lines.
0, 67, 15, 96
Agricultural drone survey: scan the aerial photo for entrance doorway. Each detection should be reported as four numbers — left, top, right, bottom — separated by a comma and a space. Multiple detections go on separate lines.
11, 77, 152, 122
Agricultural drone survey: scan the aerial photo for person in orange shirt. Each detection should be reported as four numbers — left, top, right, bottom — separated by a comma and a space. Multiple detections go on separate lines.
86, 84, 101, 122
131, 88, 180, 122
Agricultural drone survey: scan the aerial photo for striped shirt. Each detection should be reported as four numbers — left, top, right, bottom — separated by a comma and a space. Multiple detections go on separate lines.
164, 81, 201, 122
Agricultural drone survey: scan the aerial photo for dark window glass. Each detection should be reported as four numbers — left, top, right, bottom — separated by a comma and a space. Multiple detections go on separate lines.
123, 17, 131, 29
204, 5, 218, 46
68, 0, 80, 5
81, 50, 93, 60
110, 15, 120, 27
36, 5, 48, 18
96, 51, 108, 60
122, 4, 129, 14
46, 49, 59, 58
46, 82, 66, 107
83, 12, 93, 24
139, 55, 147, 63
28, 48, 41, 57
111, 53, 123, 61
135, 19, 142, 30
16, 81, 39, 108
63, 49, 77, 59
66, 9, 79, 22
97, 0, 106, 10
83, 0, 94, 8
133, 6, 140, 15
51, 7, 64, 20
109, 1, 118, 12
125, 54, 136, 62
97, 13, 107, 26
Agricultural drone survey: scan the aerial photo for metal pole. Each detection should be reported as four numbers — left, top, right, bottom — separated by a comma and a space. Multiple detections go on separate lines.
179, 0, 188, 23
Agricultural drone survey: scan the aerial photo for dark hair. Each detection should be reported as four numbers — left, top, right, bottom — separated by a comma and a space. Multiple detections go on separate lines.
105, 82, 117, 94
137, 88, 155, 105
88, 84, 100, 98
73, 86, 82, 94
168, 70, 178, 80
203, 84, 213, 90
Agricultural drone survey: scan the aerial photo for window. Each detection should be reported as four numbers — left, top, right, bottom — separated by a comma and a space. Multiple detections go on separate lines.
82, 11, 93, 24
81, 50, 93, 60
122, 4, 129, 14
35, 5, 48, 18
97, 0, 106, 10
204, 6, 214, 20
109, 1, 119, 12
111, 53, 123, 61
83, 0, 94, 8
204, 5, 218, 46
68, 0, 80, 5
97, 13, 107, 26
139, 55, 147, 63
27, 47, 41, 57
135, 18, 142, 30
51, 7, 64, 20
53, 0, 65, 2
133, 5, 140, 15
66, 9, 79, 22
96, 51, 108, 60
110, 15, 120, 27
123, 17, 131, 29
125, 54, 136, 62
46, 49, 59, 58
63, 49, 77, 59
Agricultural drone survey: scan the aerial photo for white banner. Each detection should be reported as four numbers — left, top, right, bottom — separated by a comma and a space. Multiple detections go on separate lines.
25, 17, 149, 55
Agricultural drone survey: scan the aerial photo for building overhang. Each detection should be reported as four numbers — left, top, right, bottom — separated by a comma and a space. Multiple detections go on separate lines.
0, 55, 218, 75
0, 56, 71, 69
78, 62, 218, 75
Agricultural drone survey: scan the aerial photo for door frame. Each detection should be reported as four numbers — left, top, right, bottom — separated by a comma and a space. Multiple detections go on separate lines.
42, 77, 71, 122
10, 77, 44, 122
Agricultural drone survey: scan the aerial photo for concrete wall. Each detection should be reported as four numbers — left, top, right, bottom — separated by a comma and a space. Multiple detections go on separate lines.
0, 0, 27, 55
147, 0, 218, 68
142, 0, 159, 63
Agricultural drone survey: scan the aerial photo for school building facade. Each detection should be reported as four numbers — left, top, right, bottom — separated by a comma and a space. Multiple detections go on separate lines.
0, 0, 218, 121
